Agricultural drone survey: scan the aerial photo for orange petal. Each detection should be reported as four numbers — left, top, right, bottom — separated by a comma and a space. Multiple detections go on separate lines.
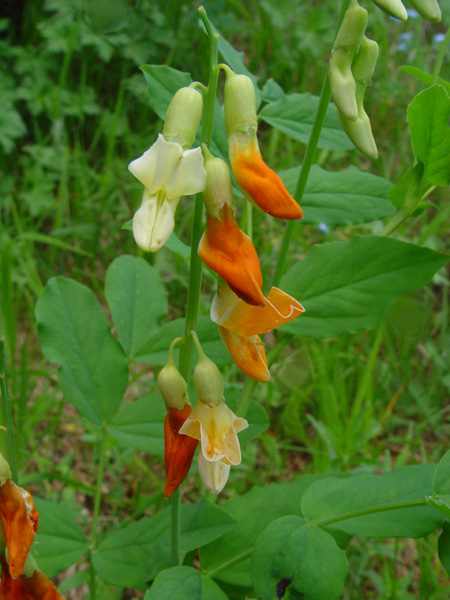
212, 284, 304, 337
21, 569, 65, 600
198, 203, 265, 306
164, 405, 199, 498
0, 554, 28, 600
219, 327, 270, 382
229, 136, 303, 221
0, 481, 39, 578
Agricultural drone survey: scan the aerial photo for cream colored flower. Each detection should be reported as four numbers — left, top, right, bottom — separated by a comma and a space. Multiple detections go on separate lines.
197, 452, 231, 495
179, 400, 248, 465
129, 134, 206, 252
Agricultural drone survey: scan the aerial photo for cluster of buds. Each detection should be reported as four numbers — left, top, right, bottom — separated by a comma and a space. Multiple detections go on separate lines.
0, 454, 64, 599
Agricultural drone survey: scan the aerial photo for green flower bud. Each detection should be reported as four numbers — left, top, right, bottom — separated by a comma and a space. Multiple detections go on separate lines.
191, 331, 224, 405
0, 452, 11, 486
409, 0, 441, 22
163, 87, 203, 148
201, 149, 235, 218
158, 338, 189, 410
372, 0, 408, 21
224, 73, 258, 137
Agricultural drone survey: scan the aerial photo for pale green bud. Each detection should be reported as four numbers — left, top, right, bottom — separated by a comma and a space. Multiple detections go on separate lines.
163, 87, 203, 148
191, 331, 224, 405
334, 1, 368, 49
202, 151, 235, 218
157, 338, 189, 410
0, 452, 11, 486
372, 0, 408, 21
224, 73, 258, 137
409, 0, 441, 22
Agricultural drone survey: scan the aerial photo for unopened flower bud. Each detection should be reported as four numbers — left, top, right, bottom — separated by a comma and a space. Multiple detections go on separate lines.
224, 73, 257, 136
158, 338, 189, 410
0, 453, 12, 486
163, 87, 203, 148
202, 151, 235, 218
191, 331, 224, 405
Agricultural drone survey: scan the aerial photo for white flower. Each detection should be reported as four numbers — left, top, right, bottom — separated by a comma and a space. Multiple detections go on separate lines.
197, 452, 231, 495
129, 134, 206, 252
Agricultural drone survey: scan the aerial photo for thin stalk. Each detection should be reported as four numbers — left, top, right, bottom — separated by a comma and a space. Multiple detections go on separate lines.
205, 548, 253, 578
432, 27, 450, 86
171, 5, 220, 568
0, 338, 18, 482
90, 429, 108, 598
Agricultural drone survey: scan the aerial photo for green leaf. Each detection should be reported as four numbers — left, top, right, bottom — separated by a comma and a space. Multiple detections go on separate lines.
108, 393, 165, 456
301, 465, 444, 538
135, 315, 231, 367
93, 499, 234, 589
429, 449, 450, 517
259, 94, 353, 150
427, 496, 450, 519
280, 165, 394, 226
33, 499, 89, 577
141, 65, 192, 120
165, 231, 191, 258
17, 232, 93, 257
251, 516, 348, 600
438, 523, 450, 577
105, 255, 168, 356
36, 277, 128, 425
201, 576, 229, 600
388, 163, 424, 210
261, 78, 284, 103
144, 567, 202, 600
201, 474, 331, 587
280, 236, 449, 339
400, 66, 450, 95
407, 85, 450, 186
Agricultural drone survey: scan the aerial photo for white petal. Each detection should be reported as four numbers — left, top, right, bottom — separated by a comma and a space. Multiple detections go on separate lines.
164, 147, 206, 199
198, 452, 230, 495
128, 134, 184, 195
132, 190, 180, 252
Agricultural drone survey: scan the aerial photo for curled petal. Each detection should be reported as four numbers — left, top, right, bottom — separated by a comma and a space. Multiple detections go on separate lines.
132, 190, 179, 252
211, 283, 305, 337
21, 569, 66, 600
0, 481, 39, 578
229, 133, 303, 220
198, 203, 265, 306
164, 405, 199, 499
219, 327, 270, 383
197, 452, 230, 495
179, 401, 248, 465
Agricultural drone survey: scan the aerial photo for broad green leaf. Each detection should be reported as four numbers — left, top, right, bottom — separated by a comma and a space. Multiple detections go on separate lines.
427, 496, 450, 519
36, 277, 128, 425
145, 566, 202, 600
280, 236, 449, 339
259, 94, 353, 150
301, 465, 444, 538
407, 85, 450, 186
108, 393, 165, 456
388, 162, 424, 210
429, 449, 450, 517
201, 576, 229, 600
210, 99, 229, 162
141, 65, 192, 120
105, 255, 168, 356
200, 474, 330, 587
251, 516, 348, 600
261, 78, 284, 103
438, 523, 450, 577
93, 499, 234, 589
280, 165, 394, 225
135, 315, 231, 367
33, 499, 89, 577
400, 65, 450, 95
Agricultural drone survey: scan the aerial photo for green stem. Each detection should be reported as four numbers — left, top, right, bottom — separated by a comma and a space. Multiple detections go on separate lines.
432, 27, 450, 86
171, 5, 220, 569
90, 428, 108, 598
312, 497, 427, 528
205, 548, 253, 578
0, 337, 18, 482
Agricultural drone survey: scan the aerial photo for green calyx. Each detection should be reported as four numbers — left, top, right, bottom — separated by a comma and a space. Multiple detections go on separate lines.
224, 72, 257, 136
163, 87, 203, 148
157, 338, 189, 410
191, 331, 224, 405
201, 151, 235, 218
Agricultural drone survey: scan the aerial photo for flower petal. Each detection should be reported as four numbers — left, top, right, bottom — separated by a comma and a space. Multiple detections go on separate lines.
132, 190, 179, 252
164, 147, 206, 200
229, 133, 303, 220
197, 452, 230, 495
22, 569, 65, 600
198, 203, 265, 306
128, 134, 184, 195
0, 555, 27, 600
164, 405, 199, 499
219, 327, 270, 383
211, 283, 305, 337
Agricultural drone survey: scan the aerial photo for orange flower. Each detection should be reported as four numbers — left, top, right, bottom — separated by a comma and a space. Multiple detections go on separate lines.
164, 405, 199, 498
0, 554, 26, 599
229, 133, 303, 221
0, 480, 39, 578
0, 554, 65, 600
198, 202, 265, 306
21, 569, 65, 600
211, 281, 304, 381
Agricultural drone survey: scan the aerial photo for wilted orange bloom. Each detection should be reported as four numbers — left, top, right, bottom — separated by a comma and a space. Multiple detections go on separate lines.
229, 133, 303, 221
0, 554, 65, 600
198, 203, 265, 306
164, 404, 199, 498
0, 480, 39, 578
211, 282, 305, 381
0, 554, 26, 599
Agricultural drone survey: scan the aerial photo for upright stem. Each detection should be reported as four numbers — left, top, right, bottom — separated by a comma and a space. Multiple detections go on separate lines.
0, 337, 18, 482
171, 5, 219, 568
